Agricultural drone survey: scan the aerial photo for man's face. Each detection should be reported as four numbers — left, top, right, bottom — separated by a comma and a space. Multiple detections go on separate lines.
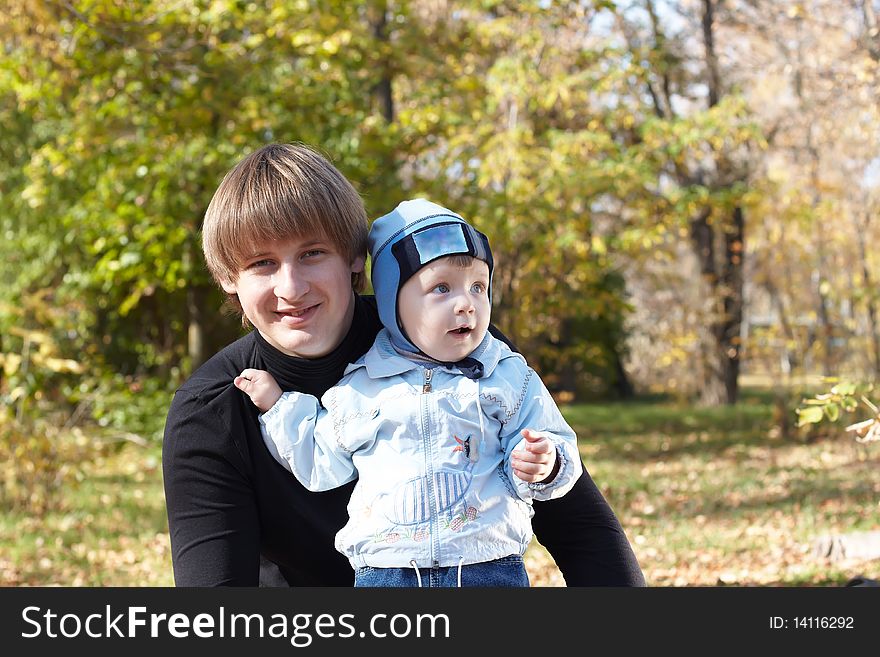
397, 257, 491, 363
222, 237, 365, 358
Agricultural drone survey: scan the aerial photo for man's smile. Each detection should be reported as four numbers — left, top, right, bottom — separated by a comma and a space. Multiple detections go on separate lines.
276, 303, 320, 325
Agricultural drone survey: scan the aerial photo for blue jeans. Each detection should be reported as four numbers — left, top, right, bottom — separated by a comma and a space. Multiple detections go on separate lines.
354, 555, 530, 588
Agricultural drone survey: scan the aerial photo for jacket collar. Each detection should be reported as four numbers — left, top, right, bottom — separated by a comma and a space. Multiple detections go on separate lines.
346, 329, 506, 380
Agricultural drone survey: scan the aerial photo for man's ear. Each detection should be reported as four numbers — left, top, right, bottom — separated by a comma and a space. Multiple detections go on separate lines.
220, 278, 237, 294
351, 255, 366, 274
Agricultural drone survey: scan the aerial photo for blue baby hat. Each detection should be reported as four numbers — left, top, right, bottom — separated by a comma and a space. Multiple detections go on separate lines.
367, 198, 494, 355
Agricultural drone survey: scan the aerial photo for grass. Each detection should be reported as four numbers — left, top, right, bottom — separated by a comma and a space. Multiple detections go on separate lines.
529, 389, 880, 586
1, 440, 172, 586
2, 387, 878, 586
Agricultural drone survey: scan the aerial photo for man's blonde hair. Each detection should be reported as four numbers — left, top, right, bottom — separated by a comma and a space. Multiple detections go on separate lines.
202, 143, 369, 310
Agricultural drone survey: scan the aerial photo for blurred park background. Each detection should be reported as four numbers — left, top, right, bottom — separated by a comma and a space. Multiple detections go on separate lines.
2, 0, 879, 586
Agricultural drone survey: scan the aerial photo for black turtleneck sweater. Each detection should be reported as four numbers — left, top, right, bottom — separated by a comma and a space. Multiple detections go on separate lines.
162, 295, 644, 586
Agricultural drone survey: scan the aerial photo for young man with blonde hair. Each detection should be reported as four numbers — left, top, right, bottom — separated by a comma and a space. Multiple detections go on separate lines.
162, 143, 645, 587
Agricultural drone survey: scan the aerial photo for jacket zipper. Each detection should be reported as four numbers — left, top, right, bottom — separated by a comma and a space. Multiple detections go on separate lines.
421, 368, 440, 569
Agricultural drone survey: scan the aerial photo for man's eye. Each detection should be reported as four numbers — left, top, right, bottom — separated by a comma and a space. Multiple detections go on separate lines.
247, 259, 273, 268
303, 249, 325, 258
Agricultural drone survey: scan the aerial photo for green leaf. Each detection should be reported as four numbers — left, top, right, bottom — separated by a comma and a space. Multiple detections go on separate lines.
823, 403, 840, 422
796, 405, 825, 427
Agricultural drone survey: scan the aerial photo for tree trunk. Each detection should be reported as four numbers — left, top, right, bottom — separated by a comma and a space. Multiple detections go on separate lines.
634, 0, 747, 405
612, 346, 635, 400
764, 275, 798, 374
853, 210, 880, 377
719, 205, 744, 404
182, 240, 208, 372
187, 285, 206, 372
369, 1, 394, 123
694, 0, 743, 405
862, 0, 880, 60
690, 202, 744, 406
697, 324, 727, 406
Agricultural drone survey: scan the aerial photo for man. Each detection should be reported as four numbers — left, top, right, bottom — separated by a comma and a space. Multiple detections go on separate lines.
162, 142, 645, 586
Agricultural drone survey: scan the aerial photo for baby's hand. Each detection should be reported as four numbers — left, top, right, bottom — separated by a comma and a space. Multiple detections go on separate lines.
511, 429, 558, 483
234, 368, 282, 413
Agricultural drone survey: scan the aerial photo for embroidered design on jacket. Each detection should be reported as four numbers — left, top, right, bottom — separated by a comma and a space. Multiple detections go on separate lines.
452, 433, 480, 462
367, 431, 486, 543
444, 504, 480, 533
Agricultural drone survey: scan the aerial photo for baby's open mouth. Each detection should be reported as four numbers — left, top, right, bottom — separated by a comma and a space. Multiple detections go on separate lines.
451, 327, 471, 334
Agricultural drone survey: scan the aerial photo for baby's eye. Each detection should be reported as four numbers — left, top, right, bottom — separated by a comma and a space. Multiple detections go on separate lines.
471, 282, 486, 294
433, 283, 450, 294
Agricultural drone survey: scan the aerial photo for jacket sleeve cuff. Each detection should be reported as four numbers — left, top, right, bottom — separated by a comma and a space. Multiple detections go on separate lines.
509, 438, 572, 501
525, 439, 578, 501
258, 390, 300, 425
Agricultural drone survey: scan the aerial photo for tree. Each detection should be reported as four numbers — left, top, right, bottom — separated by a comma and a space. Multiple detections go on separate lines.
615, 0, 759, 405
388, 1, 637, 396
0, 0, 404, 423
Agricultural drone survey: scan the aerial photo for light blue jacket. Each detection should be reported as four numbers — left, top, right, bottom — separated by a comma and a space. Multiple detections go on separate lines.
259, 330, 580, 569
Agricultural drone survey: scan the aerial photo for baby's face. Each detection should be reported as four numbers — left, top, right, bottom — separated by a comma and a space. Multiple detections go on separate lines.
397, 257, 491, 363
